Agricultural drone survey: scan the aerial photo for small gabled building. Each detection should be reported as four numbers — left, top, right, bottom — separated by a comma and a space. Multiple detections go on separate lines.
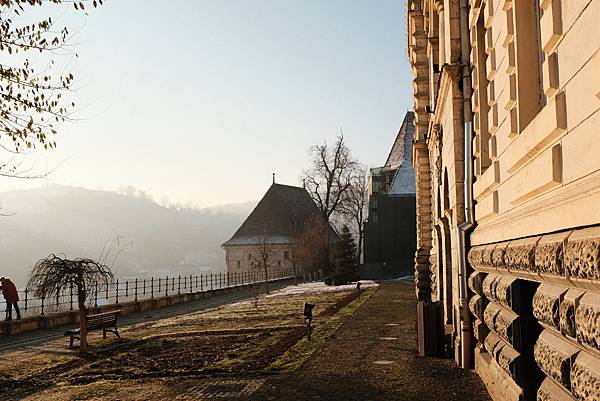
222, 182, 324, 274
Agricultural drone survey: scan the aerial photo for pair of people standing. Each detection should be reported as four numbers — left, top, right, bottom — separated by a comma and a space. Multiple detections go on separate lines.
0, 277, 21, 320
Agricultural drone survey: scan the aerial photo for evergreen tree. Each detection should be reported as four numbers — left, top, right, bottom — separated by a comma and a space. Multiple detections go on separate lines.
329, 225, 359, 285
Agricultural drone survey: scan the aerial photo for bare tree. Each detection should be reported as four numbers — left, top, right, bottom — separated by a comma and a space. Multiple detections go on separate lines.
303, 132, 358, 221
27, 254, 113, 353
292, 214, 328, 281
253, 235, 273, 294
338, 165, 369, 263
0, 0, 103, 178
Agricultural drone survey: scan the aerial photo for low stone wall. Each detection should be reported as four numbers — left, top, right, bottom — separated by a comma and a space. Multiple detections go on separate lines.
2, 278, 292, 336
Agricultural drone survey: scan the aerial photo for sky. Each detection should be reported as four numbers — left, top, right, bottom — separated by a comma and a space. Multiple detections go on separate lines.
3, 0, 413, 207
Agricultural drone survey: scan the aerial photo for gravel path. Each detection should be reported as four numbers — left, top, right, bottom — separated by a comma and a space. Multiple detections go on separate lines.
249, 281, 492, 401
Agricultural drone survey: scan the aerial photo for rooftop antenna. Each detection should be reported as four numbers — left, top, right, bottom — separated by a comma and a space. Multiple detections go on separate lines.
272, 172, 275, 184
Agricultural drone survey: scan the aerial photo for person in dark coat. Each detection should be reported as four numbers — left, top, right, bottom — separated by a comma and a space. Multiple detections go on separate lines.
0, 277, 21, 320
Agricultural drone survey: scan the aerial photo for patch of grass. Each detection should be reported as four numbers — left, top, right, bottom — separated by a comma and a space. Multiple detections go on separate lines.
210, 330, 289, 370
68, 380, 119, 400
268, 288, 376, 372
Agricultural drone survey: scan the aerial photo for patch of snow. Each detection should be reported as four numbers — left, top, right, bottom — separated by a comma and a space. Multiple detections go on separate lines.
264, 280, 378, 298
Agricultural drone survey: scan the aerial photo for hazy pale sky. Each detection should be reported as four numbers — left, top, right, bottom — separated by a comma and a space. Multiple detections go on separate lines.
5, 0, 412, 207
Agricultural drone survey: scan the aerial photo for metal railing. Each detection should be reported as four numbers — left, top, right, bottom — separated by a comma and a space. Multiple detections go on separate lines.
1, 267, 294, 319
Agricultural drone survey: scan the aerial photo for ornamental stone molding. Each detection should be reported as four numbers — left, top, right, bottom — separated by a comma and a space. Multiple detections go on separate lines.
415, 247, 432, 297
481, 273, 516, 310
534, 330, 580, 391
484, 330, 523, 384
574, 292, 600, 353
497, 343, 523, 385
484, 302, 519, 345
570, 352, 600, 401
564, 226, 600, 281
536, 232, 570, 277
473, 318, 490, 343
560, 289, 585, 340
504, 237, 539, 272
482, 274, 499, 303
468, 270, 487, 296
468, 226, 600, 285
533, 284, 568, 330
491, 242, 508, 269
469, 294, 486, 321
484, 330, 504, 360
537, 378, 578, 401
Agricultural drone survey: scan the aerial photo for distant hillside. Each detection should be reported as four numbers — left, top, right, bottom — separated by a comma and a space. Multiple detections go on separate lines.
0, 185, 256, 287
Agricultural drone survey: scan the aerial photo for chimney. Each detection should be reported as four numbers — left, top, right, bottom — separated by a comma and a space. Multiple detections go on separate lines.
272, 173, 275, 184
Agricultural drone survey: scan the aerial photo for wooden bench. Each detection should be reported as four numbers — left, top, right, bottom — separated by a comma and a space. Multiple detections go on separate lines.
65, 310, 122, 348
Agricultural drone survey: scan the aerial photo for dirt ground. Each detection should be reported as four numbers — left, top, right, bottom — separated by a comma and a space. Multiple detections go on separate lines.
0, 284, 370, 400
0, 282, 493, 401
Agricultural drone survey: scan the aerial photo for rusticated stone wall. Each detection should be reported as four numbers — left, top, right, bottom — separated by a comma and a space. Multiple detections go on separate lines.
469, 226, 600, 401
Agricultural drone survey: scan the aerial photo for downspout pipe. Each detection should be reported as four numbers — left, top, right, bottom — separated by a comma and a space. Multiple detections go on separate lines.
457, 0, 475, 369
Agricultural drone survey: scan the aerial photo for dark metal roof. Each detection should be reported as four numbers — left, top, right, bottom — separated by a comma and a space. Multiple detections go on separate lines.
222, 183, 323, 246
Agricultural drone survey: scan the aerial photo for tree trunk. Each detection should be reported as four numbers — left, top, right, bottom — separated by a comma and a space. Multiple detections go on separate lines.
78, 296, 88, 353
357, 227, 363, 265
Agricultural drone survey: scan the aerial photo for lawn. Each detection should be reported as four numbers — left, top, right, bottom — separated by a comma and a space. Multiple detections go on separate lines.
0, 282, 376, 401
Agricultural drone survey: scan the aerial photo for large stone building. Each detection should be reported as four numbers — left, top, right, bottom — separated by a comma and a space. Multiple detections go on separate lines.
363, 111, 417, 278
407, 1, 600, 400
222, 182, 324, 276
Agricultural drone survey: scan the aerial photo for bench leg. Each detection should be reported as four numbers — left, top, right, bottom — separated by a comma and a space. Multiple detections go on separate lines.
69, 335, 74, 349
103, 328, 107, 339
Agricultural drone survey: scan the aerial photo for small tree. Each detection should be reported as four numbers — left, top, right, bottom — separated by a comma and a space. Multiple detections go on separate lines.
253, 236, 273, 294
27, 254, 113, 353
292, 213, 328, 281
329, 225, 358, 285
338, 165, 369, 264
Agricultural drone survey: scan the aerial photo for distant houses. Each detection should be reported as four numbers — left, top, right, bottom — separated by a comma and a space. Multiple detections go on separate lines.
222, 183, 326, 275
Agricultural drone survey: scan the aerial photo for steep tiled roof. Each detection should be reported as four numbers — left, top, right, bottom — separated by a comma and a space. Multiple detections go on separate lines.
384, 111, 415, 169
222, 183, 323, 246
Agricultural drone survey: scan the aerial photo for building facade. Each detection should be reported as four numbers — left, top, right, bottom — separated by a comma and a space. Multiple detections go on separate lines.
408, 1, 600, 400
222, 182, 325, 276
363, 112, 417, 278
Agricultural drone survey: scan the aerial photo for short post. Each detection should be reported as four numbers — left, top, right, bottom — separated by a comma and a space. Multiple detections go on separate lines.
116, 279, 119, 304
211, 273, 213, 290
151, 277, 155, 299
24, 289, 28, 312
165, 276, 169, 297
94, 283, 98, 307
125, 280, 129, 299
143, 279, 147, 296
190, 275, 193, 293
135, 278, 138, 301
41, 295, 45, 316
303, 303, 315, 340
200, 274, 203, 291
356, 281, 362, 297
178, 275, 181, 295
